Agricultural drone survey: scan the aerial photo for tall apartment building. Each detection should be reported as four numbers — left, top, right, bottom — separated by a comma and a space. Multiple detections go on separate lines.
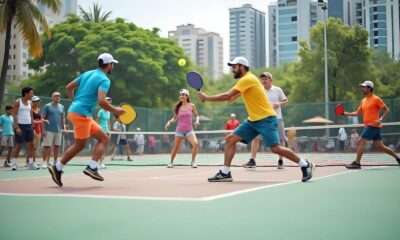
168, 24, 223, 79
268, 0, 324, 67
328, 0, 399, 60
229, 4, 266, 69
0, 0, 77, 84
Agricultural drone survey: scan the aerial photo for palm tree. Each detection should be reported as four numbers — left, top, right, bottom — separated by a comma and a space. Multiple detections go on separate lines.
79, 3, 112, 23
0, 0, 61, 107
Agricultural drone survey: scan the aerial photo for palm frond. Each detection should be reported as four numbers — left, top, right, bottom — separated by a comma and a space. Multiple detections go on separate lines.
36, 0, 61, 14
0, 0, 13, 32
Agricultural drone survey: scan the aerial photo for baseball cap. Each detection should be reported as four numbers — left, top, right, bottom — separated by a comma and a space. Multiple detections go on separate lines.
98, 53, 118, 64
230, 113, 236, 117
260, 72, 273, 79
32, 96, 40, 101
105, 97, 112, 101
360, 80, 374, 88
227, 57, 249, 67
180, 89, 190, 96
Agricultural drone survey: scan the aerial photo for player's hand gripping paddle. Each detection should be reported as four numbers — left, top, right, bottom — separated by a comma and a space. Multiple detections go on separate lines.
119, 103, 137, 125
335, 104, 345, 116
186, 72, 204, 91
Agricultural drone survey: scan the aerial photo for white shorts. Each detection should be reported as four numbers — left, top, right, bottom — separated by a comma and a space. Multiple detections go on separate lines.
1, 135, 14, 147
42, 132, 62, 146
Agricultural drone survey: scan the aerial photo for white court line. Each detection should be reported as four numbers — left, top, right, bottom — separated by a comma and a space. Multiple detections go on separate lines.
0, 166, 389, 201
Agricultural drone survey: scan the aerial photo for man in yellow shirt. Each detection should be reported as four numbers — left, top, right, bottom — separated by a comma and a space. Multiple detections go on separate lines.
198, 57, 315, 182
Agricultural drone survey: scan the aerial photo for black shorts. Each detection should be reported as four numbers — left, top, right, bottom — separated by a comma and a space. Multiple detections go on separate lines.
119, 139, 127, 146
15, 124, 34, 144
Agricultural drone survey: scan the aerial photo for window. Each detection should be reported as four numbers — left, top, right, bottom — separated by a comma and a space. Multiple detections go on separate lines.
291, 16, 297, 22
13, 65, 16, 70
13, 44, 16, 49
23, 53, 27, 59
13, 54, 16, 59
292, 36, 297, 41
374, 31, 378, 36
374, 15, 378, 20
374, 39, 378, 44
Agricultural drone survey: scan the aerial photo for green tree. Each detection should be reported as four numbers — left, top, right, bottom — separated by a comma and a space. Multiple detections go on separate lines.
79, 3, 112, 23
26, 16, 192, 108
0, 0, 61, 107
370, 50, 400, 98
290, 18, 377, 103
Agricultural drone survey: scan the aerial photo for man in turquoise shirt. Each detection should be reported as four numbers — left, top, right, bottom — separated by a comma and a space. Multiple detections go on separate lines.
48, 53, 124, 187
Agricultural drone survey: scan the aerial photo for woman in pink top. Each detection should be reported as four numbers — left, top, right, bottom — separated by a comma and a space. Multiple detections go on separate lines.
165, 89, 200, 168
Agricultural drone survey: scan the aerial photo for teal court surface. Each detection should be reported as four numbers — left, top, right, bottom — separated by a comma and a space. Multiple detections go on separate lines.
0, 154, 399, 240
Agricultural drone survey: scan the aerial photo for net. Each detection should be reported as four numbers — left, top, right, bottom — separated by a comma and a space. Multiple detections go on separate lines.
63, 122, 400, 167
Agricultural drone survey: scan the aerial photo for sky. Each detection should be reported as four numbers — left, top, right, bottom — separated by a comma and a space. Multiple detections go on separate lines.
78, 0, 276, 72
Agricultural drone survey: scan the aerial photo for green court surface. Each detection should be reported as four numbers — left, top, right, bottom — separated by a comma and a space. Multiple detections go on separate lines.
0, 166, 399, 240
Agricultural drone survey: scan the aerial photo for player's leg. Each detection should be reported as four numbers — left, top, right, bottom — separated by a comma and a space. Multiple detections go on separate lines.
346, 126, 374, 169
53, 132, 62, 164
373, 140, 400, 164
277, 119, 286, 169
186, 132, 199, 168
168, 135, 184, 168
243, 137, 260, 168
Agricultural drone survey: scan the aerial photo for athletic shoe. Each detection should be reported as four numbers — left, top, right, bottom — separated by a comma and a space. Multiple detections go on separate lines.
83, 166, 104, 181
127, 157, 133, 161
277, 159, 284, 169
167, 162, 174, 168
345, 161, 361, 169
41, 162, 48, 169
191, 161, 198, 168
395, 157, 400, 166
48, 165, 63, 187
27, 163, 40, 170
243, 159, 256, 168
11, 164, 17, 171
301, 161, 315, 182
208, 170, 233, 182
100, 163, 106, 169
3, 161, 11, 168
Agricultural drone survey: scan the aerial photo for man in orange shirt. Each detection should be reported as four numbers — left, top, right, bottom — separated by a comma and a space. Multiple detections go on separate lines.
344, 81, 400, 169
224, 113, 240, 133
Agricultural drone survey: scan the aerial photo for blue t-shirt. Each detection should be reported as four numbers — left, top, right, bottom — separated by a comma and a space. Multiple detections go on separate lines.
0, 114, 14, 136
97, 109, 110, 132
42, 103, 65, 132
68, 69, 111, 116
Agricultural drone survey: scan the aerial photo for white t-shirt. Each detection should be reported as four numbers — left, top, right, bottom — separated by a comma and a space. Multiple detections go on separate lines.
134, 134, 145, 145
265, 86, 287, 119
338, 127, 347, 141
113, 121, 126, 141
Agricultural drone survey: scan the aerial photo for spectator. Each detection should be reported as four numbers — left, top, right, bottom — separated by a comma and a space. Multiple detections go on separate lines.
0, 106, 14, 167
133, 128, 145, 155
350, 129, 359, 151
147, 135, 156, 154
31, 96, 47, 166
41, 92, 66, 169
111, 115, 131, 161
338, 127, 347, 151
224, 113, 240, 135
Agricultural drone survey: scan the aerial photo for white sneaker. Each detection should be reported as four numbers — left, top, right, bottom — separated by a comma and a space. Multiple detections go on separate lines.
41, 162, 48, 169
191, 161, 198, 168
11, 164, 17, 171
28, 163, 40, 170
100, 163, 106, 169
167, 163, 174, 168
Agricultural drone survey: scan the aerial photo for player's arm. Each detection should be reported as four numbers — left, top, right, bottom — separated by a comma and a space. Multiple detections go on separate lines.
192, 104, 200, 128
12, 100, 21, 135
344, 108, 361, 117
280, 99, 288, 107
98, 90, 124, 116
62, 112, 66, 132
227, 92, 241, 102
378, 105, 389, 122
165, 113, 178, 130
66, 80, 78, 100
198, 88, 240, 102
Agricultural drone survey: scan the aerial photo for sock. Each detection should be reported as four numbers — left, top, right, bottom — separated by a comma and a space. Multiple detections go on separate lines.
28, 158, 33, 164
221, 166, 230, 174
12, 158, 16, 165
56, 162, 64, 171
299, 159, 308, 167
89, 160, 98, 169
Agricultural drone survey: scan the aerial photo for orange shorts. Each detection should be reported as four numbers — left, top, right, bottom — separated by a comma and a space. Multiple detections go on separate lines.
68, 112, 102, 139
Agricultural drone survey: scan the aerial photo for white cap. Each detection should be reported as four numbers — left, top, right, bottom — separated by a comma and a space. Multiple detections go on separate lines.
228, 57, 249, 67
260, 72, 273, 79
32, 96, 40, 101
98, 53, 118, 64
105, 97, 112, 101
360, 80, 374, 88
180, 89, 190, 96
230, 113, 236, 118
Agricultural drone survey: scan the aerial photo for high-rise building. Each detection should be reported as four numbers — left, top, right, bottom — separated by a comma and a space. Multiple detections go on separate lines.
0, 0, 77, 84
168, 24, 223, 79
268, 0, 324, 67
229, 4, 266, 69
327, 0, 399, 60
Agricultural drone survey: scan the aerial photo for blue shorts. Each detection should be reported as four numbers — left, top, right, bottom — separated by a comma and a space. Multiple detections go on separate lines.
233, 116, 280, 148
175, 130, 194, 137
361, 126, 382, 141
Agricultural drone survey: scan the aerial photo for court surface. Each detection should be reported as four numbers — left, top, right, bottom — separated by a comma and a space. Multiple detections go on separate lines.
0, 159, 399, 240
